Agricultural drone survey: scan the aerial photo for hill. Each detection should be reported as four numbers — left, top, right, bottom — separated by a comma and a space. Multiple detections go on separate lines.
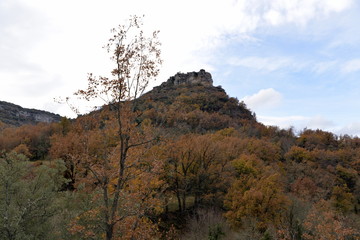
0, 100, 61, 126
137, 69, 257, 134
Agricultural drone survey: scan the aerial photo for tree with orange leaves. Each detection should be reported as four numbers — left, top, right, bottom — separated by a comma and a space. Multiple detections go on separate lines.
65, 15, 163, 240
302, 200, 359, 240
224, 154, 289, 233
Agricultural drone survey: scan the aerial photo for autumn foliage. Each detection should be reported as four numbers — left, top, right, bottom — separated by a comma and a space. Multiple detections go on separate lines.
1, 17, 360, 240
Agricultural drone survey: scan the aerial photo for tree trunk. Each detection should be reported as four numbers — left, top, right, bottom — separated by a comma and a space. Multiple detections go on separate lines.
194, 193, 199, 208
182, 191, 186, 211
176, 190, 182, 212
105, 223, 114, 240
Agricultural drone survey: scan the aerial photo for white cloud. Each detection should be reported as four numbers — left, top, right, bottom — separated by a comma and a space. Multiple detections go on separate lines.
0, 0, 355, 118
258, 115, 308, 129
307, 115, 335, 129
323, 0, 353, 13
312, 61, 338, 74
258, 114, 335, 132
341, 59, 360, 73
229, 56, 307, 72
337, 122, 360, 137
256, 115, 360, 137
264, 9, 282, 26
230, 57, 360, 75
261, 0, 353, 27
241, 88, 282, 110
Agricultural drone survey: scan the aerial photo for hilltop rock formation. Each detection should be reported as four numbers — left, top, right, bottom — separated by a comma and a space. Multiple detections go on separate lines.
160, 69, 213, 88
138, 69, 256, 133
0, 101, 61, 126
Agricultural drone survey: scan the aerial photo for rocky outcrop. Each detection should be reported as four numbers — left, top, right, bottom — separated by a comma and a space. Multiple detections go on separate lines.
139, 69, 256, 129
0, 101, 61, 126
160, 69, 213, 88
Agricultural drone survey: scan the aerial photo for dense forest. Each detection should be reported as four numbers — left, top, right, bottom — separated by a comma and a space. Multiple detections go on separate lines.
1, 16, 359, 240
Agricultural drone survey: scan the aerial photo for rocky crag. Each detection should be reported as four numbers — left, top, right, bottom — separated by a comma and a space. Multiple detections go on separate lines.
0, 101, 61, 126
159, 69, 213, 88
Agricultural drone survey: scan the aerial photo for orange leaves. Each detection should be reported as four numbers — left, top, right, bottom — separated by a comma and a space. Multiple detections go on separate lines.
163, 133, 239, 211
68, 206, 103, 239
331, 184, 355, 213
302, 200, 359, 240
12, 143, 32, 158
232, 154, 261, 177
237, 138, 282, 163
112, 216, 160, 240
225, 155, 289, 232
58, 107, 165, 239
297, 129, 338, 151
0, 122, 57, 160
76, 15, 161, 104
285, 146, 312, 163
291, 177, 319, 200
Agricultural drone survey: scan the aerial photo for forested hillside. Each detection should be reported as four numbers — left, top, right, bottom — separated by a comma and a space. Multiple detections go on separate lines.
0, 16, 359, 240
1, 69, 359, 239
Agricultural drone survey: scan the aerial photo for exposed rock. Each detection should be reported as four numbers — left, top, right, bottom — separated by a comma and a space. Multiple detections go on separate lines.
0, 101, 62, 126
161, 69, 213, 87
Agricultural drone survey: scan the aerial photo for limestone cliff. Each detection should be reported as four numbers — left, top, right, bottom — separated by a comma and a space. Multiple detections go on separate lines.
160, 69, 213, 87
0, 101, 61, 126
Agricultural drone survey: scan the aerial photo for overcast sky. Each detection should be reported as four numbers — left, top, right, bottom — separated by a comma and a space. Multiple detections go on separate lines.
1, 0, 360, 136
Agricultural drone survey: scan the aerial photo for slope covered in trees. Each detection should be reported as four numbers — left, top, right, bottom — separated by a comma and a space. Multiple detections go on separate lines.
1, 71, 359, 239
1, 15, 359, 239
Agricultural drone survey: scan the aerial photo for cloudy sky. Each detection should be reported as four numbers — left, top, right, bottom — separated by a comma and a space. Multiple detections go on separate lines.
1, 0, 360, 136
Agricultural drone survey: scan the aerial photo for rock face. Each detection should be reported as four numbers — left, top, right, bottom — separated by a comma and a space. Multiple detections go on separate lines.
163, 69, 213, 87
0, 101, 62, 126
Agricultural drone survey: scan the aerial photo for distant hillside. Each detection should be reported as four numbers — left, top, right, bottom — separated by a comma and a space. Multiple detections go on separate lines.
0, 101, 61, 126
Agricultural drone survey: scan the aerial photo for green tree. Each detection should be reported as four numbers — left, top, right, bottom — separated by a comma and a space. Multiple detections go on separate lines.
0, 152, 66, 240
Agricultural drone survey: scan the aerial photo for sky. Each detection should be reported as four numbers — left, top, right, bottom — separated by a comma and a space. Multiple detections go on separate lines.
1, 0, 360, 136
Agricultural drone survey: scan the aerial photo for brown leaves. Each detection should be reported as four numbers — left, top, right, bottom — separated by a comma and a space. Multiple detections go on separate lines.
225, 155, 290, 232
302, 200, 359, 240
68, 15, 162, 118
